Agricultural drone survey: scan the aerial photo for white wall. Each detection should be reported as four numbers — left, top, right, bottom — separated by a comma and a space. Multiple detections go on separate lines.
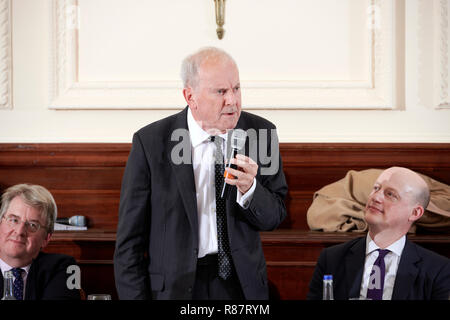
0, 0, 449, 143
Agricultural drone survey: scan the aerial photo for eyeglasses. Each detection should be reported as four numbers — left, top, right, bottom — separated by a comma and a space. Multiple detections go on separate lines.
2, 215, 46, 233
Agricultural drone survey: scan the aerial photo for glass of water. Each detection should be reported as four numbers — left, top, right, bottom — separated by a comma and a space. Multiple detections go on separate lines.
87, 294, 112, 300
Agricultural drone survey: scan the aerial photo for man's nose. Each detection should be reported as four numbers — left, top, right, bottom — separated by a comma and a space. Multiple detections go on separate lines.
371, 190, 383, 203
224, 90, 236, 105
14, 220, 28, 235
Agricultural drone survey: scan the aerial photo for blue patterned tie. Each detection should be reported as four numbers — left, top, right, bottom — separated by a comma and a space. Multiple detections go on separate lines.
210, 136, 232, 280
11, 268, 24, 300
366, 249, 390, 300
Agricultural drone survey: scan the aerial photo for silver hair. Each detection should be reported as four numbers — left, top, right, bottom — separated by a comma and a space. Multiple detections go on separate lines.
0, 184, 57, 234
180, 47, 237, 88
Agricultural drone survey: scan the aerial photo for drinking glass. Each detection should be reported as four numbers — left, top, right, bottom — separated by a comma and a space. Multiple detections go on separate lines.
87, 294, 112, 300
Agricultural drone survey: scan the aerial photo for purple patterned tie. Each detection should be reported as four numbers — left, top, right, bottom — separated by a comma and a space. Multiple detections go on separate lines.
11, 268, 24, 300
366, 249, 390, 300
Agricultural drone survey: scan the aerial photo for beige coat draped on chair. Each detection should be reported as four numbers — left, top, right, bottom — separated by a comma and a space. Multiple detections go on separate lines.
307, 169, 450, 233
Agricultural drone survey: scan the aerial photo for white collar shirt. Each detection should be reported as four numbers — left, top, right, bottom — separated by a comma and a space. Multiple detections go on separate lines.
187, 108, 255, 258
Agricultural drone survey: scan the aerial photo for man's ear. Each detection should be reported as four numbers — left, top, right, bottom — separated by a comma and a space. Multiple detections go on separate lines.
183, 87, 196, 109
40, 232, 52, 250
409, 205, 424, 222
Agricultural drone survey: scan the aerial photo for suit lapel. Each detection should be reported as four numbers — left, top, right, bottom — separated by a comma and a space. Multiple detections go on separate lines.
392, 240, 420, 300
170, 110, 248, 248
168, 107, 199, 241
24, 257, 38, 300
346, 237, 366, 299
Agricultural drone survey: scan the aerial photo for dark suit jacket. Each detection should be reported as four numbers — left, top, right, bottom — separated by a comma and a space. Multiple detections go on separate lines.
0, 252, 81, 300
307, 235, 450, 300
114, 107, 288, 300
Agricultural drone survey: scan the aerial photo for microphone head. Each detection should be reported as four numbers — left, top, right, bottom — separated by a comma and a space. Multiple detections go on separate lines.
231, 129, 247, 151
68, 215, 87, 227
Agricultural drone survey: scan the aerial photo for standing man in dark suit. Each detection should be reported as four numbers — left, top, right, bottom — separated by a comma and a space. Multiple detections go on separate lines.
308, 167, 450, 300
114, 47, 288, 300
0, 184, 80, 300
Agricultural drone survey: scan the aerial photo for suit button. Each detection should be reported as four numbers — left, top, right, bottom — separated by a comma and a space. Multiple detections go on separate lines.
188, 287, 192, 292
194, 249, 198, 255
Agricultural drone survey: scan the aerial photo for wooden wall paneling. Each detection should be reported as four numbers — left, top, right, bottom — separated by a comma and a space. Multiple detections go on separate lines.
44, 230, 450, 300
46, 231, 117, 299
0, 144, 129, 229
1, 143, 449, 299
80, 263, 117, 300
2, 143, 449, 230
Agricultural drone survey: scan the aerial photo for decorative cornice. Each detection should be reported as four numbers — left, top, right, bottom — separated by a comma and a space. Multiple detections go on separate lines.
436, 0, 450, 108
51, 0, 77, 101
49, 0, 399, 110
0, 0, 12, 109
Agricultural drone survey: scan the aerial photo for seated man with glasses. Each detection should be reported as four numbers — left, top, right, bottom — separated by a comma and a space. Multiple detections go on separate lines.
0, 184, 80, 300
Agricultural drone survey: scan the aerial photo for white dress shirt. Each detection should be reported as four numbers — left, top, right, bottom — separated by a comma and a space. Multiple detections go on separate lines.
187, 109, 256, 258
359, 234, 406, 300
0, 257, 31, 299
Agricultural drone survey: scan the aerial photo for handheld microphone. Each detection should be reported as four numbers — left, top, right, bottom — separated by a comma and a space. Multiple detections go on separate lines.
56, 215, 87, 227
221, 129, 247, 199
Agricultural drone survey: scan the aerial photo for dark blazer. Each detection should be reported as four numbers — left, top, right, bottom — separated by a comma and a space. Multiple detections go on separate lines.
0, 252, 81, 300
307, 236, 450, 300
114, 107, 288, 300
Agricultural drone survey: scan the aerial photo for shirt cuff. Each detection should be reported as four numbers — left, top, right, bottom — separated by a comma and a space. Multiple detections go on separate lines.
236, 178, 256, 209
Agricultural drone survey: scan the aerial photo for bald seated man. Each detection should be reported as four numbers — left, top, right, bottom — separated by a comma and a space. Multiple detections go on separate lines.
307, 167, 450, 300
